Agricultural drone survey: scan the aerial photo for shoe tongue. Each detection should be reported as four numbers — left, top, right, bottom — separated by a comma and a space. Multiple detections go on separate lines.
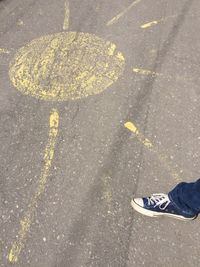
153, 194, 169, 201
143, 194, 169, 206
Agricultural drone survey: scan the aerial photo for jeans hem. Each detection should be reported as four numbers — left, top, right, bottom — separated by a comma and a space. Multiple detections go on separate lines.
168, 192, 197, 216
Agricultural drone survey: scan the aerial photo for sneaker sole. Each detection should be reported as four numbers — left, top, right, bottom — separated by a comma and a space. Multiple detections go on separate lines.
131, 199, 197, 221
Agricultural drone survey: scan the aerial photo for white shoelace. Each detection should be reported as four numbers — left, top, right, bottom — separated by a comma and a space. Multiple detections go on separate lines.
147, 193, 170, 210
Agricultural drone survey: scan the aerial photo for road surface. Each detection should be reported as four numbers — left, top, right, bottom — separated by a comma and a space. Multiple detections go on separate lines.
0, 0, 200, 266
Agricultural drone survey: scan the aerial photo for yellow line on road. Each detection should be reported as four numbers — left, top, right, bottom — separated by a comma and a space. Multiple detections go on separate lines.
63, 0, 70, 30
8, 109, 59, 263
107, 0, 142, 26
125, 122, 182, 182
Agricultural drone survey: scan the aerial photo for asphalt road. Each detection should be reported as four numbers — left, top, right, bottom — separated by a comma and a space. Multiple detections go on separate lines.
1, 0, 200, 266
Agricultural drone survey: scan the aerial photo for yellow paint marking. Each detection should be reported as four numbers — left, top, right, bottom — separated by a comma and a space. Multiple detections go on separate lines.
125, 122, 153, 149
108, 44, 116, 56
8, 109, 59, 263
125, 122, 181, 182
141, 20, 158, 29
133, 68, 160, 77
17, 19, 24, 26
133, 67, 186, 81
141, 15, 178, 29
9, 32, 125, 101
107, 0, 142, 26
0, 48, 10, 54
101, 175, 112, 212
133, 67, 184, 81
63, 0, 70, 31
116, 52, 125, 61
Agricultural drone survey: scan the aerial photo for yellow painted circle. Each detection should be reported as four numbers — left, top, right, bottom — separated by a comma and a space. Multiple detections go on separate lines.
9, 32, 125, 101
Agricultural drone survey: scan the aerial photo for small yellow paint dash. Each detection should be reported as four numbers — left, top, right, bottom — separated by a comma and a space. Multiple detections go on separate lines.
17, 19, 24, 26
133, 68, 159, 76
63, 0, 70, 31
107, 0, 142, 26
0, 48, 10, 54
125, 121, 138, 134
141, 14, 177, 29
8, 109, 59, 263
141, 20, 158, 29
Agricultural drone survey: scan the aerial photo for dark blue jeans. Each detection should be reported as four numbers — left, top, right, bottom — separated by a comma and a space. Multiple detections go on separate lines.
169, 179, 200, 215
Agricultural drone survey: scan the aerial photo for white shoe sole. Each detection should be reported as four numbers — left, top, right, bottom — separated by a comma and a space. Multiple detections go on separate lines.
131, 199, 197, 221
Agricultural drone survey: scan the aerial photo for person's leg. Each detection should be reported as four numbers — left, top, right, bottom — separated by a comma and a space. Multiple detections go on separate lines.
131, 179, 199, 221
169, 178, 200, 214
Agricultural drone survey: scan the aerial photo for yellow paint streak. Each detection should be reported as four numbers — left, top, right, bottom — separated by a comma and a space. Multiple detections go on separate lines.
125, 122, 181, 182
63, 0, 70, 31
0, 48, 10, 54
133, 68, 159, 77
141, 15, 178, 29
9, 32, 125, 101
101, 175, 112, 212
125, 122, 153, 149
141, 20, 158, 29
8, 109, 59, 263
107, 0, 142, 26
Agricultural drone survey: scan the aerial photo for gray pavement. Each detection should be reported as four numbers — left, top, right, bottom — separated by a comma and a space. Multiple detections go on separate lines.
1, 0, 200, 266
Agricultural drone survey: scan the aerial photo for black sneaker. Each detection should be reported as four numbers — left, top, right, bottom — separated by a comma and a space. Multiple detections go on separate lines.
131, 193, 197, 221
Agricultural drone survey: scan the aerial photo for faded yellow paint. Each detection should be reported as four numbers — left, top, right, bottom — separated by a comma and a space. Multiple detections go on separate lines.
9, 32, 125, 101
133, 67, 182, 80
154, 154, 182, 183
8, 109, 59, 263
107, 0, 142, 26
63, 0, 70, 30
116, 52, 124, 61
108, 44, 116, 56
125, 122, 153, 149
124, 121, 138, 134
0, 48, 10, 54
125, 121, 181, 182
17, 19, 24, 26
133, 68, 159, 77
141, 20, 158, 29
101, 175, 112, 212
141, 15, 177, 29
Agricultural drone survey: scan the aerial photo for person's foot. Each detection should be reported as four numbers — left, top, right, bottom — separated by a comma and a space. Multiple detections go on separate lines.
131, 193, 197, 221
